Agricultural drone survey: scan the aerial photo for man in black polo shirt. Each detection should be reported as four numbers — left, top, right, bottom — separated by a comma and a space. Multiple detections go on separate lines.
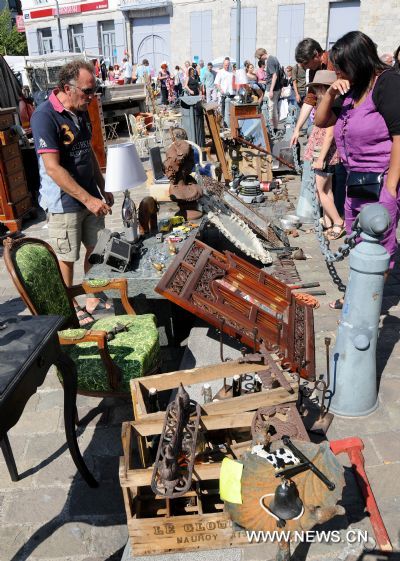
31, 60, 113, 324
255, 48, 283, 132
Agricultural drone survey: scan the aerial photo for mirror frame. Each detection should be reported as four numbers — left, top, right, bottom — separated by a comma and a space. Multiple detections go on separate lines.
234, 113, 271, 154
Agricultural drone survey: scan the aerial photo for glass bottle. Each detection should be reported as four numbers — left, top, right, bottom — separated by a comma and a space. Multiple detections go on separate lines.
148, 387, 160, 413
232, 375, 241, 397
202, 383, 213, 404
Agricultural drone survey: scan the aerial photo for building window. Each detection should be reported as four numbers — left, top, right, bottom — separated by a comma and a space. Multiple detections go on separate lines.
99, 21, 117, 65
276, 4, 305, 67
327, 1, 360, 49
38, 28, 53, 55
68, 24, 85, 53
190, 11, 212, 63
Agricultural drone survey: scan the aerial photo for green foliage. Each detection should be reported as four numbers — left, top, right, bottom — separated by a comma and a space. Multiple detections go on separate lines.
0, 7, 28, 56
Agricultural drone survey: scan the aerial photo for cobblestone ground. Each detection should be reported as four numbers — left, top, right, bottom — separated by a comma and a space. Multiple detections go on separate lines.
1, 149, 400, 560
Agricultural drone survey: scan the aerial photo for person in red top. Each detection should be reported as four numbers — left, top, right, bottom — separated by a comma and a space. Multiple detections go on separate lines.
290, 38, 337, 147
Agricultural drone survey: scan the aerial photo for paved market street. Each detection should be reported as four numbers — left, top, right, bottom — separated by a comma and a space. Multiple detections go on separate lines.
1, 170, 400, 561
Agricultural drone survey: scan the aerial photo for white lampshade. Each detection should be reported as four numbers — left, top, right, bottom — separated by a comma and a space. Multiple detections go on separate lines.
105, 142, 147, 193
235, 68, 248, 86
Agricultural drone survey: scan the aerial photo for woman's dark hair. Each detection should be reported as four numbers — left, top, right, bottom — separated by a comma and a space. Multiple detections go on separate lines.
330, 31, 388, 100
108, 66, 114, 71
188, 67, 194, 75
257, 60, 265, 68
394, 45, 400, 73
295, 38, 323, 64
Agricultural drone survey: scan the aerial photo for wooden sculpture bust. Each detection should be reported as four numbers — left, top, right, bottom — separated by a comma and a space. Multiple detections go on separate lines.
164, 139, 203, 220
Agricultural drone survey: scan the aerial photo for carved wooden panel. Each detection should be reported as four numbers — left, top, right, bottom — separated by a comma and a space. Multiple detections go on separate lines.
156, 238, 315, 380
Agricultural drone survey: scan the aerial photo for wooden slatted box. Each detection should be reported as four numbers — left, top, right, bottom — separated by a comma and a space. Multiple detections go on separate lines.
120, 417, 254, 556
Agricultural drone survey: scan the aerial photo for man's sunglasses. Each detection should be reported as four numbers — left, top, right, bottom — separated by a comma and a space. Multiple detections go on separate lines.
67, 83, 99, 96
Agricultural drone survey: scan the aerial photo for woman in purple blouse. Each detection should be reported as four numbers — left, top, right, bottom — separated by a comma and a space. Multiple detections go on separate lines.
315, 31, 400, 309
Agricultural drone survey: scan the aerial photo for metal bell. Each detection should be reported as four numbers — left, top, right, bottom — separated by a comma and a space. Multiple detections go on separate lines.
269, 479, 303, 521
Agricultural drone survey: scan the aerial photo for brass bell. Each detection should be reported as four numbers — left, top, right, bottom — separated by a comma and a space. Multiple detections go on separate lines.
269, 479, 303, 521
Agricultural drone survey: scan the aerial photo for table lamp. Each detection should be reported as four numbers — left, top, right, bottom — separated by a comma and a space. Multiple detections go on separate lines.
105, 142, 147, 243
233, 68, 252, 104
235, 68, 248, 89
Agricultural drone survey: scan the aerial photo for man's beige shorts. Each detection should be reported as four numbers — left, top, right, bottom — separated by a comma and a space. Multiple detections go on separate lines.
47, 209, 105, 262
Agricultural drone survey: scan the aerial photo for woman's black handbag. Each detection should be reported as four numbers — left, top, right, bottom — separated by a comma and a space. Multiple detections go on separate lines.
347, 171, 385, 201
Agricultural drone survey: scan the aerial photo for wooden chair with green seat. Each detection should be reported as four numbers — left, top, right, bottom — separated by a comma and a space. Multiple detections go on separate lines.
3, 237, 161, 397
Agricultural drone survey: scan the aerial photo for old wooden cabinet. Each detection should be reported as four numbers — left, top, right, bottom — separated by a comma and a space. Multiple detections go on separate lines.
0, 108, 34, 233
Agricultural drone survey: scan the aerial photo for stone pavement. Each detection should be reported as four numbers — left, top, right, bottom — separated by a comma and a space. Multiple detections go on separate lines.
1, 152, 400, 561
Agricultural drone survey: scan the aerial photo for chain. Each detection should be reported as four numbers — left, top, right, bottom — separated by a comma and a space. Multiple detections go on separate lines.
292, 142, 303, 175
308, 167, 361, 292
262, 102, 286, 142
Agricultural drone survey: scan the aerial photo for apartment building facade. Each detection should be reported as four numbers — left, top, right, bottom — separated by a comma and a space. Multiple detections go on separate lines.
20, 0, 400, 70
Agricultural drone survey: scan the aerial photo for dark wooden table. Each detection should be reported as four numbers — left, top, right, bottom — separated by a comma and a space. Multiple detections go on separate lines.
0, 315, 97, 487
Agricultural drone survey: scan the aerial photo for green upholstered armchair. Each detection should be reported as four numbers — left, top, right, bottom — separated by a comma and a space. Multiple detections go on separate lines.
3, 237, 160, 396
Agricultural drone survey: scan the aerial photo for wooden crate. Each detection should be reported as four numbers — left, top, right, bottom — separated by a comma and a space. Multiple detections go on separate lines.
130, 358, 298, 422
131, 359, 298, 466
120, 421, 252, 556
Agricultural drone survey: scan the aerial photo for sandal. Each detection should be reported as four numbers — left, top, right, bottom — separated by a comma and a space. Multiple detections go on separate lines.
326, 223, 345, 241
329, 298, 344, 310
74, 305, 95, 327
319, 217, 333, 231
86, 298, 113, 315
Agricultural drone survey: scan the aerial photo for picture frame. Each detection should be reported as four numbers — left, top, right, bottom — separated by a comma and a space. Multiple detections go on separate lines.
234, 113, 272, 153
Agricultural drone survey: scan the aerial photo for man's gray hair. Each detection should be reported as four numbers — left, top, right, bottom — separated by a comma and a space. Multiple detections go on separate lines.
380, 52, 393, 64
57, 59, 95, 90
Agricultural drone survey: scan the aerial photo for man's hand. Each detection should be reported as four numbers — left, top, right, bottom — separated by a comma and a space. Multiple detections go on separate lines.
295, 93, 301, 104
268, 90, 274, 100
328, 79, 350, 96
103, 191, 114, 207
290, 129, 300, 147
85, 196, 111, 217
